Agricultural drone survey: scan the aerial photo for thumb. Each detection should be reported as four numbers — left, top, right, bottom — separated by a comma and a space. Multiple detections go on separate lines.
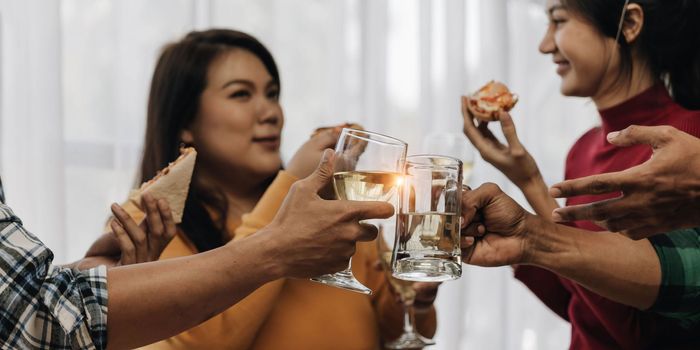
300, 148, 336, 193
607, 125, 672, 148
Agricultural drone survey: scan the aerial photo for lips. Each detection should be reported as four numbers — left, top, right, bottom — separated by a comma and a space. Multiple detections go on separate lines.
252, 135, 281, 150
554, 60, 570, 75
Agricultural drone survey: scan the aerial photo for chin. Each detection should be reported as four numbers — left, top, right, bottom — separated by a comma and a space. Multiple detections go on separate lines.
253, 157, 283, 177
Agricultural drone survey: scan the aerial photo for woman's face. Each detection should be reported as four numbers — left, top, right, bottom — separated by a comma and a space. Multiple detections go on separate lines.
183, 48, 284, 182
540, 0, 621, 98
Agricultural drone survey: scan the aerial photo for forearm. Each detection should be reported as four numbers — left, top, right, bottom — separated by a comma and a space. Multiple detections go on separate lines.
106, 230, 284, 350
524, 215, 660, 309
518, 175, 559, 218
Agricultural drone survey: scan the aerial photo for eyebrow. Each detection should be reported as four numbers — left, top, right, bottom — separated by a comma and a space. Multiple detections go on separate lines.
221, 79, 254, 90
221, 78, 279, 90
547, 4, 565, 16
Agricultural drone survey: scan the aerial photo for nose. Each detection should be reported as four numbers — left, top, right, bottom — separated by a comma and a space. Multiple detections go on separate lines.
257, 98, 281, 126
539, 26, 556, 55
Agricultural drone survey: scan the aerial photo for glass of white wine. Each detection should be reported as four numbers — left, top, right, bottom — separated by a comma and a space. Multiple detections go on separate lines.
311, 128, 407, 294
377, 225, 436, 349
422, 131, 475, 184
393, 155, 462, 282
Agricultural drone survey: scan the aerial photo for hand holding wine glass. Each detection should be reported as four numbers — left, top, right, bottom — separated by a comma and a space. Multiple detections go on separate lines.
311, 128, 407, 295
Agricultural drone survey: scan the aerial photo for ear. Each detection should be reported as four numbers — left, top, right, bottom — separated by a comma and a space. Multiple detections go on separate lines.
622, 3, 644, 44
180, 129, 194, 145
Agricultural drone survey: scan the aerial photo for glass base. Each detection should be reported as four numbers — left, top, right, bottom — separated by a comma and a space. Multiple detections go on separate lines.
393, 257, 462, 282
311, 270, 372, 295
385, 332, 436, 349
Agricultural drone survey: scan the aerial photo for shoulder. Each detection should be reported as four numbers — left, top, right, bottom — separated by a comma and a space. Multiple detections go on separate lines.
565, 127, 602, 162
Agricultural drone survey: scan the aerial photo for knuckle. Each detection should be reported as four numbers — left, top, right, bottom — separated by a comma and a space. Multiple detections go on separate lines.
658, 126, 675, 140
482, 182, 500, 193
587, 180, 609, 194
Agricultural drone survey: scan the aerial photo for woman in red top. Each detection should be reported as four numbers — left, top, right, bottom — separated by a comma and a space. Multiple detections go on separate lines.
461, 0, 700, 348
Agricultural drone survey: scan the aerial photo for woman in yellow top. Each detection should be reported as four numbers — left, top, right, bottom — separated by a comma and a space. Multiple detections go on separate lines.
129, 29, 437, 350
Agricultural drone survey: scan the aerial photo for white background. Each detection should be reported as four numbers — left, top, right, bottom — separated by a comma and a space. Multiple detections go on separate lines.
0, 0, 600, 348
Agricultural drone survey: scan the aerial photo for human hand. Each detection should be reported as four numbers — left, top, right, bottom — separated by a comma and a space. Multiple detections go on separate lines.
460, 183, 531, 266
461, 96, 541, 187
264, 149, 395, 279
550, 125, 700, 239
108, 193, 178, 266
286, 126, 341, 179
413, 282, 440, 312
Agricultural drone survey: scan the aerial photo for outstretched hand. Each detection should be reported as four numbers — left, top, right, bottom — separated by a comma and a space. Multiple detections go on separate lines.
550, 125, 700, 239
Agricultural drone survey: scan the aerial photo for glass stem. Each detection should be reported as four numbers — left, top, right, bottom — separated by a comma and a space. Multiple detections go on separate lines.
343, 257, 353, 273
402, 302, 417, 334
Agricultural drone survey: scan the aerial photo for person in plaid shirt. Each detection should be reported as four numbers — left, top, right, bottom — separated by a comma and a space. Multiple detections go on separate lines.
0, 150, 394, 349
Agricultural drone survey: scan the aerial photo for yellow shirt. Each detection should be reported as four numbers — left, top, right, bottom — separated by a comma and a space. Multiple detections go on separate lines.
140, 171, 437, 350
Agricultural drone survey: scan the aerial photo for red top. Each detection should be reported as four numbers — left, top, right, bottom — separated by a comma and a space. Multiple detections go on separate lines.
515, 84, 700, 349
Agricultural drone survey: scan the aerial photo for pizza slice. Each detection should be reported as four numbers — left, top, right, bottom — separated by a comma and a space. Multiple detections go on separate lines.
467, 80, 519, 122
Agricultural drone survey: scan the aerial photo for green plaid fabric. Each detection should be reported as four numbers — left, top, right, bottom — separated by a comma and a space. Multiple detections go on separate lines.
649, 227, 700, 329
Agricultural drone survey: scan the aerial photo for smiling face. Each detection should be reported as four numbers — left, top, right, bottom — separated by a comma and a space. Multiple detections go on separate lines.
182, 48, 284, 183
540, 0, 622, 98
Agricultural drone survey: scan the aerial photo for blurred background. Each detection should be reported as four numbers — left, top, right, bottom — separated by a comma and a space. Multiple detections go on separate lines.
0, 0, 600, 348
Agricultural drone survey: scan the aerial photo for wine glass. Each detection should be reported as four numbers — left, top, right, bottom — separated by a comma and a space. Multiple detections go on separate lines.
377, 224, 436, 349
422, 131, 475, 184
311, 128, 407, 295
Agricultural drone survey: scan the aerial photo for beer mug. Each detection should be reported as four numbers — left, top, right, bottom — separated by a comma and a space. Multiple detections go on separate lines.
393, 155, 462, 282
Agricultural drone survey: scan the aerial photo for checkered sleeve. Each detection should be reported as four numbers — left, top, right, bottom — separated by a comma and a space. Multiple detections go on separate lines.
0, 204, 108, 350
648, 227, 700, 330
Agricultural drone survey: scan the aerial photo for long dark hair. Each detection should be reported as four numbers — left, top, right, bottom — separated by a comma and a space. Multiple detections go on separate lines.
141, 29, 280, 252
561, 0, 700, 110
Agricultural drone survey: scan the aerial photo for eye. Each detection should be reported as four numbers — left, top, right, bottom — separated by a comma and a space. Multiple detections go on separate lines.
267, 88, 280, 100
229, 90, 251, 99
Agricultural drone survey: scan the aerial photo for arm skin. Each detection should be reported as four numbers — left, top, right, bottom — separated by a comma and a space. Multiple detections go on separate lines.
461, 183, 660, 311
103, 150, 395, 349
550, 125, 700, 239
460, 96, 559, 218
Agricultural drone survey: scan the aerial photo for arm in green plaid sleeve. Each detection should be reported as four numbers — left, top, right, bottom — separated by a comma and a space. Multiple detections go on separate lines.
648, 228, 700, 329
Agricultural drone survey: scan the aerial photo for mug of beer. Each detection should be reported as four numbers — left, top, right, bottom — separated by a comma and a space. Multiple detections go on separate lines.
392, 155, 462, 282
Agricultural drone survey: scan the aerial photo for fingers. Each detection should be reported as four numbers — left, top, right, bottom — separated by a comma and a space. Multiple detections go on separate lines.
143, 194, 164, 251
110, 205, 136, 265
549, 170, 632, 198
461, 96, 491, 151
298, 149, 336, 193
356, 222, 380, 242
413, 282, 440, 309
462, 183, 503, 213
111, 202, 148, 263
607, 125, 674, 148
348, 201, 395, 221
158, 199, 178, 242
498, 111, 523, 150
311, 128, 340, 149
148, 198, 177, 260
551, 196, 627, 223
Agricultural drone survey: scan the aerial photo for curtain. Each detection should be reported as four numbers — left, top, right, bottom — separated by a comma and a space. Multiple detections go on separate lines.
0, 0, 602, 348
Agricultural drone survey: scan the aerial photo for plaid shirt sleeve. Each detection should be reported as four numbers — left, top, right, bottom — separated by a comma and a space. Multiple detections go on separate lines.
648, 227, 700, 330
0, 204, 108, 350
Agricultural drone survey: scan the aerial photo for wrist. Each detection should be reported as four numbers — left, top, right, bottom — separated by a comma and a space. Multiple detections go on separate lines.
520, 213, 560, 266
516, 172, 545, 192
232, 227, 287, 281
